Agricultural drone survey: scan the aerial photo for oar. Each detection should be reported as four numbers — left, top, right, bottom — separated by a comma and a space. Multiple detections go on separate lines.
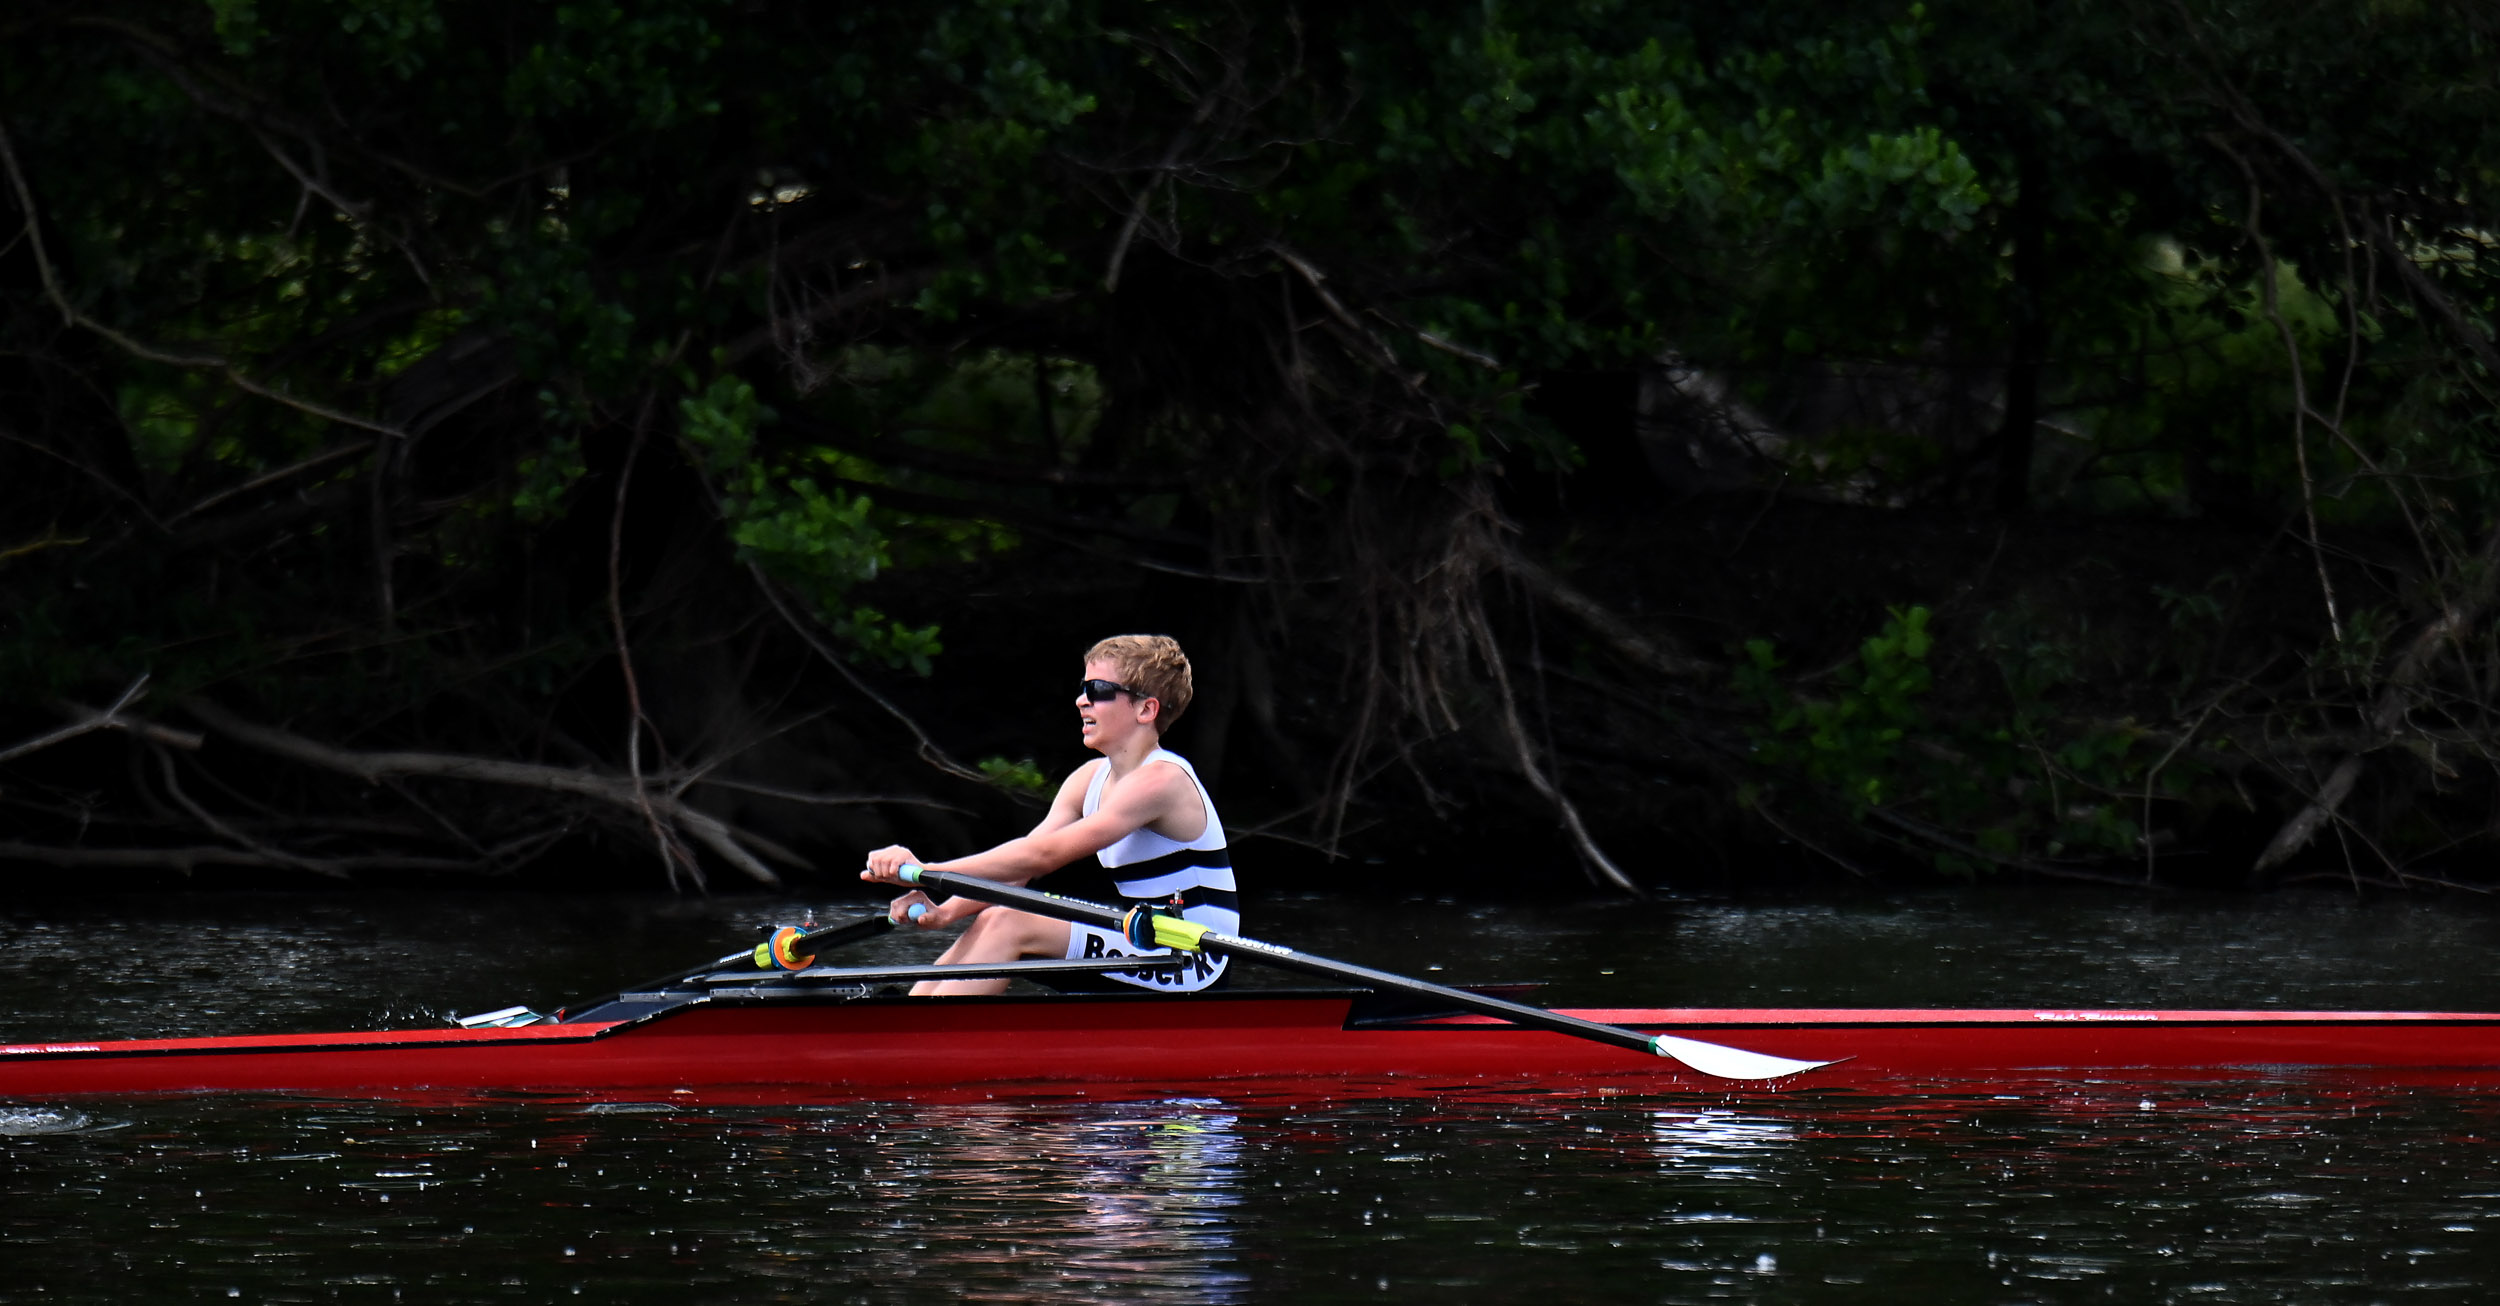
752, 914, 897, 971
896, 866, 1831, 1082
541, 914, 900, 1025
626, 914, 898, 990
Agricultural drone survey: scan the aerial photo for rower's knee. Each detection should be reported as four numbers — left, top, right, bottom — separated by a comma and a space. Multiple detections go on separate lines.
979, 908, 1063, 955
1009, 911, 1071, 959
932, 906, 1069, 967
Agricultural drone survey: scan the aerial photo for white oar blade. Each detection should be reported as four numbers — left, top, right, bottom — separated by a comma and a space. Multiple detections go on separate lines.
1651, 1033, 1835, 1081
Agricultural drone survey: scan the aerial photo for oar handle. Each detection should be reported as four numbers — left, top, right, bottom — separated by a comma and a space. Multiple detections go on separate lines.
900, 864, 1195, 951
899, 865, 1128, 930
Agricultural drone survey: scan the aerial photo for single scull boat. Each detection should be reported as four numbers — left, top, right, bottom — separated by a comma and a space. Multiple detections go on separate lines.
9, 989, 2500, 1100
2, 874, 2497, 1099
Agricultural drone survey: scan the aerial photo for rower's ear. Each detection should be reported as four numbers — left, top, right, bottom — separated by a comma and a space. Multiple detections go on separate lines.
1137, 694, 1163, 730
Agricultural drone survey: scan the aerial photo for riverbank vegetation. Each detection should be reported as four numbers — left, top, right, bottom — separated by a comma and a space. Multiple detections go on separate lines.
4, 1, 2498, 894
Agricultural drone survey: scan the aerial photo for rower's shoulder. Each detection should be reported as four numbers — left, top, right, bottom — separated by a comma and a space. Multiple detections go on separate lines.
1141, 747, 1202, 778
1139, 750, 1201, 785
1136, 753, 1209, 812
1093, 753, 1197, 807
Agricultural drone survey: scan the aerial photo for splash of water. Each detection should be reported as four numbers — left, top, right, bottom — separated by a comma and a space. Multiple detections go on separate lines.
0, 1107, 91, 1135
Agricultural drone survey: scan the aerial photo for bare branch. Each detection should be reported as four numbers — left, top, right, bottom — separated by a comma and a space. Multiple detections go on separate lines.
2255, 522, 2500, 872
746, 567, 993, 788
690, 777, 967, 812
0, 842, 481, 875
179, 698, 792, 885
1270, 243, 1410, 380
1497, 550, 1716, 680
1447, 500, 1645, 896
0, 117, 413, 442
2210, 134, 2344, 646
1104, 83, 1226, 293
0, 527, 88, 565
722, 265, 940, 368
1864, 807, 2151, 887
164, 439, 379, 526
609, 409, 700, 886
775, 410, 1185, 491
0, 676, 200, 766
1368, 308, 1504, 372
1749, 801, 1875, 879
153, 747, 347, 878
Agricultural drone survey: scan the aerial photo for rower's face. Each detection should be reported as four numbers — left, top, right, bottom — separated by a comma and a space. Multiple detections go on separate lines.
1076, 658, 1155, 752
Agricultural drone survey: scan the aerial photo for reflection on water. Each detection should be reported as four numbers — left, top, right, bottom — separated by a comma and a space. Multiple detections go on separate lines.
2, 1082, 2500, 1301
0, 1096, 1261, 1305
845, 1100, 1248, 1304
1647, 1110, 1797, 1174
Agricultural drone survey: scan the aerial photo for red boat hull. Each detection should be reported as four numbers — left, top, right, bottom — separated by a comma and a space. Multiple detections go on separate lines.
4, 995, 2500, 1095
7, 994, 2500, 1100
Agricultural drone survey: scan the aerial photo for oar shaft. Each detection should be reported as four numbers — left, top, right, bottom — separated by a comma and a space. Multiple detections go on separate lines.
572, 914, 899, 1020
901, 867, 1655, 1056
751, 915, 899, 971
899, 871, 1128, 931
1216, 938, 1660, 1056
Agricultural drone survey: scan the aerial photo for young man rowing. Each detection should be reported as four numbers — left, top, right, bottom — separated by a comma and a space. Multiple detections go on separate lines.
860, 634, 1237, 996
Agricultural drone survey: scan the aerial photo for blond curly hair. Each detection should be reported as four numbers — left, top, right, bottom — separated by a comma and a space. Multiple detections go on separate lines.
1084, 634, 1194, 732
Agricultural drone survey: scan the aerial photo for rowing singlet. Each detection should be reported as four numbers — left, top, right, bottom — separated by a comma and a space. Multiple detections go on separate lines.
1058, 748, 1237, 991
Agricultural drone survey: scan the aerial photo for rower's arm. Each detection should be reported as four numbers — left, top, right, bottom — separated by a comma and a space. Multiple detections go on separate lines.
1020, 762, 1097, 840
924, 762, 1192, 885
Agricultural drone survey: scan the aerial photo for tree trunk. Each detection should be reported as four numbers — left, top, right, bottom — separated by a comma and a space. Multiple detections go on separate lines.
1994, 148, 2047, 514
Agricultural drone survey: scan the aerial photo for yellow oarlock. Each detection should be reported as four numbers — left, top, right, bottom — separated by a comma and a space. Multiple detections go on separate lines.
1121, 905, 1210, 952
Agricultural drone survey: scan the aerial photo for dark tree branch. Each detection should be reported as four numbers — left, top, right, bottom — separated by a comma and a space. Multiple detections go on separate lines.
0, 677, 200, 766
180, 699, 792, 885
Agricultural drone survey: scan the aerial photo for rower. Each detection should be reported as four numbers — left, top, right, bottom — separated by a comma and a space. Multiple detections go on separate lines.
862, 635, 1237, 996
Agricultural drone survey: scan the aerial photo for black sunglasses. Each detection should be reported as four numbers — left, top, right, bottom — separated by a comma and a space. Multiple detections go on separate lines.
1077, 678, 1148, 704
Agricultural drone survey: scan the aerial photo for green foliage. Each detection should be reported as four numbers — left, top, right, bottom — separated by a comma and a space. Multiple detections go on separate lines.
976, 756, 1051, 794
678, 378, 942, 674
1740, 605, 2180, 873
510, 435, 587, 524
2043, 241, 2370, 518
801, 346, 1087, 570
2149, 574, 2232, 685
8, 0, 2500, 881
1737, 606, 1934, 812
1344, 2, 1999, 388
1593, 49, 1985, 238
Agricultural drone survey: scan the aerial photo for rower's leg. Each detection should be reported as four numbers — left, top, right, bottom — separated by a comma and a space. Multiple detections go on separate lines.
911, 907, 1074, 996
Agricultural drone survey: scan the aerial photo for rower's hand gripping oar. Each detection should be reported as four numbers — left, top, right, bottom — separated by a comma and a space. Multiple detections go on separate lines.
897, 866, 1832, 1082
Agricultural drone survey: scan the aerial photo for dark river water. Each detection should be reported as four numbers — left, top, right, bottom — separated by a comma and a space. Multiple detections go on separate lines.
4, 887, 2500, 1303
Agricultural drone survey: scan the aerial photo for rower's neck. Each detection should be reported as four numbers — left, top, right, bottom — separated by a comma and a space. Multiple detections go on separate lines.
1102, 734, 1162, 777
